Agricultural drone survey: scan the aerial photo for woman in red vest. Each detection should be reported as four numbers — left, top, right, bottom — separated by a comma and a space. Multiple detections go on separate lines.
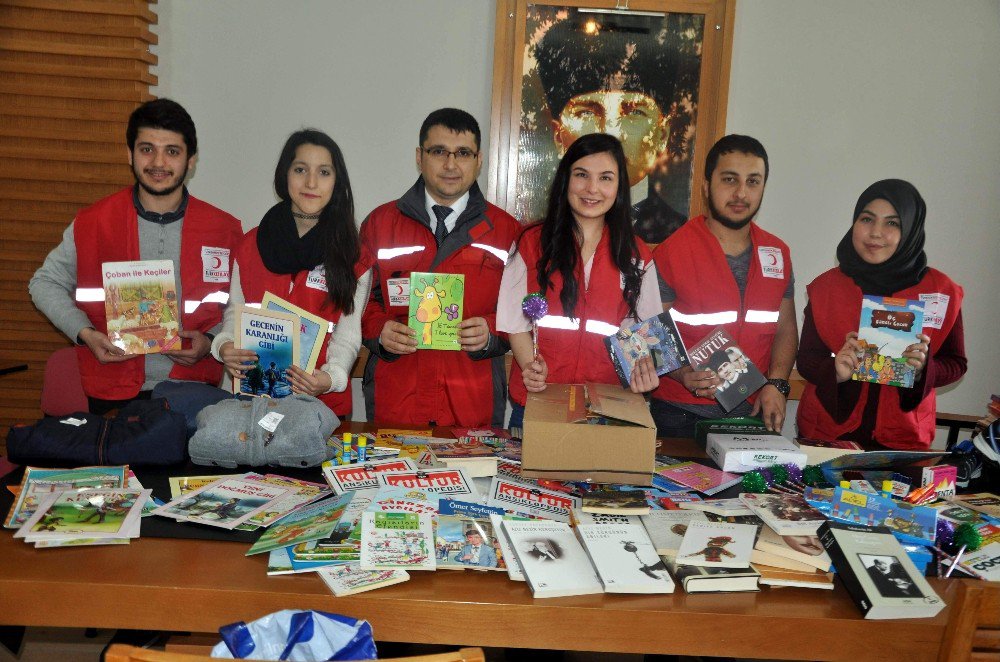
212, 129, 370, 417
497, 133, 662, 428
796, 179, 965, 449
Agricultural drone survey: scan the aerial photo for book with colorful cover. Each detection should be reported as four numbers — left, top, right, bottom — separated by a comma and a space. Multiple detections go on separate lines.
321, 457, 417, 494
244, 474, 332, 528
152, 476, 291, 530
687, 326, 767, 412
655, 462, 741, 496
577, 522, 675, 593
738, 492, 827, 536
487, 476, 581, 522
950, 493, 1000, 520
367, 486, 444, 517
102, 259, 180, 354
581, 489, 650, 516
828, 487, 937, 545
246, 492, 355, 556
235, 306, 300, 398
15, 488, 149, 542
435, 500, 506, 571
359, 511, 435, 570
167, 473, 252, 499
5, 466, 129, 529
407, 271, 465, 350
376, 467, 478, 500
853, 295, 925, 388
675, 520, 757, 569
261, 291, 329, 373
318, 564, 410, 596
604, 311, 689, 388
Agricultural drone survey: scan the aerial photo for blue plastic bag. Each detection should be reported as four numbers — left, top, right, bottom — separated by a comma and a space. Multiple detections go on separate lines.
211, 609, 377, 660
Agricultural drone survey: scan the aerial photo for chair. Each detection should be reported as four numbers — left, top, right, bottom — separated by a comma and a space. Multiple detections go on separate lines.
104, 643, 487, 662
938, 579, 1000, 662
40, 346, 88, 416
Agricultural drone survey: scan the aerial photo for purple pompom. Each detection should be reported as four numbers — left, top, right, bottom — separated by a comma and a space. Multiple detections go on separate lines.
521, 292, 549, 321
936, 519, 955, 549
783, 463, 803, 482
758, 467, 774, 487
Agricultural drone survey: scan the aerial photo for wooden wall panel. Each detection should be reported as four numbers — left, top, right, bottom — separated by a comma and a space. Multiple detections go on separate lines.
0, 0, 157, 439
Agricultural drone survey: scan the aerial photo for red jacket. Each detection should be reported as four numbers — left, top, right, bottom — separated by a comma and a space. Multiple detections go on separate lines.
236, 227, 367, 417
360, 181, 520, 426
508, 224, 652, 406
74, 187, 242, 399
651, 216, 792, 405
797, 267, 963, 448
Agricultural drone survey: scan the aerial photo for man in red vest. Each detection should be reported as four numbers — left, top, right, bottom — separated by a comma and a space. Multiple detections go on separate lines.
360, 108, 520, 427
30, 99, 242, 414
650, 135, 797, 437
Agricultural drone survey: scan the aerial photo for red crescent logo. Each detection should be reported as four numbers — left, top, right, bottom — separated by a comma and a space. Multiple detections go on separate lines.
211, 256, 222, 269
395, 284, 404, 296
768, 254, 778, 266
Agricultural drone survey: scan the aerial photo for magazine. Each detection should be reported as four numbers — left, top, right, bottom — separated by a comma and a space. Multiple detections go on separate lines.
852, 295, 925, 388
604, 311, 689, 387
261, 291, 330, 373
687, 326, 766, 411
15, 488, 149, 542
407, 272, 465, 350
5, 466, 129, 529
235, 306, 300, 398
102, 259, 180, 354
152, 476, 291, 530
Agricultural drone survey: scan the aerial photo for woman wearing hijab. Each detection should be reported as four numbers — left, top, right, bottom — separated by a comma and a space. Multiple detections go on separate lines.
796, 179, 965, 449
212, 129, 370, 417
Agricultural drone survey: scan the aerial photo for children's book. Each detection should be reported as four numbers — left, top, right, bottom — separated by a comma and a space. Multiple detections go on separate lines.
102, 260, 180, 354
235, 306, 300, 398
604, 311, 689, 387
577, 523, 675, 593
853, 295, 925, 388
318, 564, 410, 596
245, 491, 354, 556
434, 500, 506, 571
487, 476, 581, 523
581, 489, 650, 516
367, 486, 443, 517
5, 465, 129, 529
828, 487, 937, 545
359, 511, 436, 571
654, 462, 741, 496
407, 271, 465, 350
818, 521, 944, 619
167, 473, 252, 499
738, 493, 827, 536
686, 326, 766, 412
243, 474, 332, 528
152, 476, 290, 530
675, 520, 757, 569
321, 457, 417, 494
261, 291, 330, 373
16, 488, 149, 542
502, 519, 603, 598
640, 509, 710, 556
376, 467, 478, 500
949, 493, 1000, 520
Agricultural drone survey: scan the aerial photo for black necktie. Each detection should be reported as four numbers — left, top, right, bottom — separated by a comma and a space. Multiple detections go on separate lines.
432, 205, 452, 246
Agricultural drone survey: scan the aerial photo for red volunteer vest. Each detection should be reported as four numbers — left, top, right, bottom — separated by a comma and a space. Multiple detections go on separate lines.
74, 187, 242, 400
508, 225, 652, 406
237, 227, 365, 417
796, 268, 963, 449
651, 216, 792, 405
361, 201, 520, 426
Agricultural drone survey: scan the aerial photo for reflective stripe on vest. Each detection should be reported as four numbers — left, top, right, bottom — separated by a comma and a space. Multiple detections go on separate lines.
183, 290, 229, 314
377, 246, 425, 260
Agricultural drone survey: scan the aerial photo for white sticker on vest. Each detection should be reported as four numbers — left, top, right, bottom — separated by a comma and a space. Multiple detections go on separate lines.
201, 246, 231, 283
387, 277, 410, 307
757, 246, 784, 279
306, 265, 328, 292
919, 292, 950, 330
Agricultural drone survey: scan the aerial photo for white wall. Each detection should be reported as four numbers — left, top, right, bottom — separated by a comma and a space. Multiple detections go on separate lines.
152, 1, 1000, 428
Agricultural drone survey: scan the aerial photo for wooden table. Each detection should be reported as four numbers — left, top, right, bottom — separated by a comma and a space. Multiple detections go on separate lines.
0, 432, 966, 659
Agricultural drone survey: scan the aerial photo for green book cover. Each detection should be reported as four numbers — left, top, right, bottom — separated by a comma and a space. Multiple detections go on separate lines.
407, 272, 464, 350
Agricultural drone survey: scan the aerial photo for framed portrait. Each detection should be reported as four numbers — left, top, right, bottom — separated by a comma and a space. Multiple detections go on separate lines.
488, 0, 736, 244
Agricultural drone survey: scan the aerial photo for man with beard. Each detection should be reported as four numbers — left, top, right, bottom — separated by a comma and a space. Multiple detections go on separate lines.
650, 135, 796, 437
30, 99, 241, 413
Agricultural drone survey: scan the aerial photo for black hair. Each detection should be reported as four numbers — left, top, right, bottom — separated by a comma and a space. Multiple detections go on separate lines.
419, 108, 481, 150
528, 133, 643, 320
273, 129, 360, 314
126, 99, 197, 155
534, 13, 681, 119
703, 134, 769, 182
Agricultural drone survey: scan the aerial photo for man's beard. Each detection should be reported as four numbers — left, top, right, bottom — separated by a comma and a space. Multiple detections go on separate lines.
133, 162, 187, 198
707, 188, 758, 230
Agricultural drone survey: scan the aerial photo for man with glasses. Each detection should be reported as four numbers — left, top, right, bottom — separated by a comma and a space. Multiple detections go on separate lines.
360, 108, 520, 427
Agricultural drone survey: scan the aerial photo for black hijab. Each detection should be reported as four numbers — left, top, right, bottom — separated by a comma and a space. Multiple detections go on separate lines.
835, 179, 928, 296
255, 200, 327, 275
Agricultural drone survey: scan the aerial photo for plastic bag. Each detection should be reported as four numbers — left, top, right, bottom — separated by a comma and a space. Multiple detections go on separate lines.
211, 609, 377, 660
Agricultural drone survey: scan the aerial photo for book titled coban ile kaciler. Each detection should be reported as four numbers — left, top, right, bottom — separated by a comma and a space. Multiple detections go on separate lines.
102, 260, 180, 354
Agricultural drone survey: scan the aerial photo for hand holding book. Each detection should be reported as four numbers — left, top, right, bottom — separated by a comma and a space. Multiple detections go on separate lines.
901, 333, 931, 374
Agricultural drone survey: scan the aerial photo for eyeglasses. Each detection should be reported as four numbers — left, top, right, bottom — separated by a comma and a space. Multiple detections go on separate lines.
420, 147, 479, 162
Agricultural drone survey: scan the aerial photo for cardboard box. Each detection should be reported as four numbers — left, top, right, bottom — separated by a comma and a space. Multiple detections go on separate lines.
521, 383, 655, 485
706, 429, 807, 473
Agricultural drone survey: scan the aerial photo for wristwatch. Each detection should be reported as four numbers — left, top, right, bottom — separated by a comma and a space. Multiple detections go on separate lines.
766, 378, 791, 397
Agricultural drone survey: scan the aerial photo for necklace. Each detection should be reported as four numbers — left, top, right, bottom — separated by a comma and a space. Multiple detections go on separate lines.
292, 211, 321, 221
